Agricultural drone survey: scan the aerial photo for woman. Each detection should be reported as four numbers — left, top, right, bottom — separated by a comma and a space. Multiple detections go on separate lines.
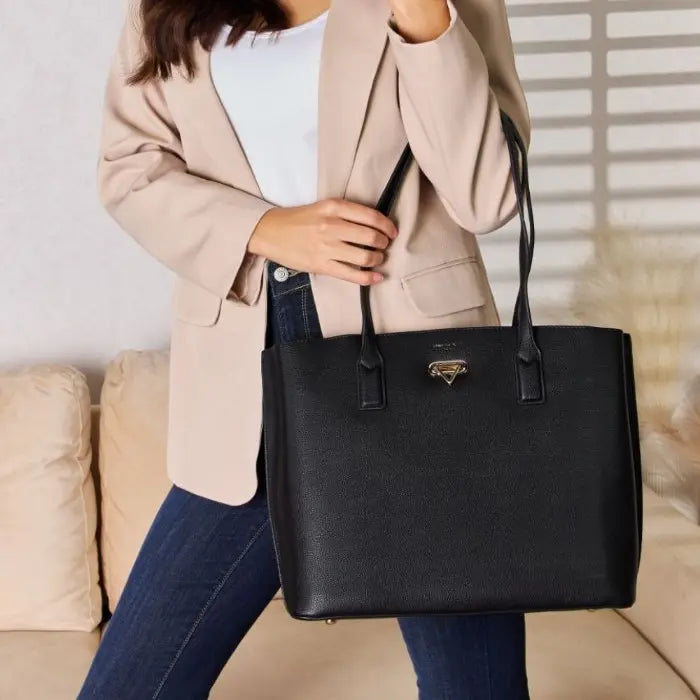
80, 0, 531, 697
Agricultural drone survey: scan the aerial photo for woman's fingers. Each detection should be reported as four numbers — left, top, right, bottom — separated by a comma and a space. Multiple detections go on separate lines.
322, 198, 398, 240
336, 221, 393, 250
330, 241, 385, 268
250, 198, 397, 286
323, 260, 384, 286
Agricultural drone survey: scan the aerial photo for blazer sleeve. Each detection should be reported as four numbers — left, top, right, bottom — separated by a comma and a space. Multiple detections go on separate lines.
97, 4, 275, 303
387, 0, 530, 235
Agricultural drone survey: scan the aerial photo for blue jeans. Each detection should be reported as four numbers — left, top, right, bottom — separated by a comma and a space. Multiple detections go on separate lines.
79, 264, 529, 700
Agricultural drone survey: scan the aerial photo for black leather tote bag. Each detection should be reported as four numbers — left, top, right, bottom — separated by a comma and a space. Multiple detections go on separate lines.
262, 112, 643, 621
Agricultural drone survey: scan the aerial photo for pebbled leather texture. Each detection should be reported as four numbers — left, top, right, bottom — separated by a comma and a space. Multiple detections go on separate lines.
261, 111, 643, 620
262, 324, 643, 619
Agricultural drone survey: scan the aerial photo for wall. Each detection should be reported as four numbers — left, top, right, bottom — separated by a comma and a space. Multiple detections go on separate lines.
0, 0, 172, 397
1, 0, 699, 398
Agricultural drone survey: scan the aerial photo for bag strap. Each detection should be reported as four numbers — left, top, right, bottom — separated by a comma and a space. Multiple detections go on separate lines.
357, 110, 545, 410
357, 145, 413, 409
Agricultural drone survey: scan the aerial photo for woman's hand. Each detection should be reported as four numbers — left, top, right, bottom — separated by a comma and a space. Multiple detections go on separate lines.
247, 198, 399, 286
388, 0, 451, 43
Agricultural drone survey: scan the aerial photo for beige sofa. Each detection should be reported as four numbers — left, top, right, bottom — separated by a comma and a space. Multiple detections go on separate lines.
1, 355, 699, 699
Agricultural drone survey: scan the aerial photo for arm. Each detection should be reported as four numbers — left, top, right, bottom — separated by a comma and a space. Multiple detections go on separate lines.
387, 0, 530, 234
97, 3, 275, 303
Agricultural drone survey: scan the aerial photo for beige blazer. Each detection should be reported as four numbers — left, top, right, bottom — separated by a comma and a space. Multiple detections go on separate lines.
98, 0, 530, 505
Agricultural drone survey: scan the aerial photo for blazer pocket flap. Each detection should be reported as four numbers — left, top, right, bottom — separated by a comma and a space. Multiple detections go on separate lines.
401, 257, 487, 318
173, 278, 223, 326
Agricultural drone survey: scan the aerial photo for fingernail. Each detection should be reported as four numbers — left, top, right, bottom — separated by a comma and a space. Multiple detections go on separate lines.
373, 272, 384, 283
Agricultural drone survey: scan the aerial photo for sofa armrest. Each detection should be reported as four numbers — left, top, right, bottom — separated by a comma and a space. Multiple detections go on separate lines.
618, 485, 700, 696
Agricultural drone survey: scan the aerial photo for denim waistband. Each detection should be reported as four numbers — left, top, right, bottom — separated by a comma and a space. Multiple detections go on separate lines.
265, 261, 322, 346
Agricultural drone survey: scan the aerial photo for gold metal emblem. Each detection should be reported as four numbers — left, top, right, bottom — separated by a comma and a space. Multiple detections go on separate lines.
428, 360, 468, 386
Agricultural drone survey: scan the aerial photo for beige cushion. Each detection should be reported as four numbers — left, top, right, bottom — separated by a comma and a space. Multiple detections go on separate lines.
214, 600, 416, 699
99, 349, 283, 610
526, 609, 695, 699
619, 486, 700, 696
0, 630, 99, 700
0, 365, 101, 631
211, 601, 694, 699
98, 350, 172, 611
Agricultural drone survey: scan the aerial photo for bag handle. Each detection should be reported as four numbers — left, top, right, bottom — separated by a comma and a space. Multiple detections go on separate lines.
357, 110, 544, 410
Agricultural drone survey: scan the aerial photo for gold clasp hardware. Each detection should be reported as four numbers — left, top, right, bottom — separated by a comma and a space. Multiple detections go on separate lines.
428, 360, 468, 386
325, 618, 337, 625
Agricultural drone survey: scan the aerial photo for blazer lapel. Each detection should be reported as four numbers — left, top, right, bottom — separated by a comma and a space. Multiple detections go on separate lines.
184, 39, 264, 198
179, 1, 391, 202
317, 0, 392, 200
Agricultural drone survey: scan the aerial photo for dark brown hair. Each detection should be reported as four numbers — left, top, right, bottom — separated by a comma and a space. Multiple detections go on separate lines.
128, 0, 290, 85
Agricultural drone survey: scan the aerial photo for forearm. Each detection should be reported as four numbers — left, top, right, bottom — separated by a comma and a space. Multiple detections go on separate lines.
98, 4, 274, 304
98, 149, 274, 301
387, 0, 530, 234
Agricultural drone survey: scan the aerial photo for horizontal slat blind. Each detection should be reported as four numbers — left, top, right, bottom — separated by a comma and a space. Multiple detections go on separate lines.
481, 0, 700, 319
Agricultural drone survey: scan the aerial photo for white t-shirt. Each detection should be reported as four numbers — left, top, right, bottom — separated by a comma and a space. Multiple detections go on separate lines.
210, 11, 329, 207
